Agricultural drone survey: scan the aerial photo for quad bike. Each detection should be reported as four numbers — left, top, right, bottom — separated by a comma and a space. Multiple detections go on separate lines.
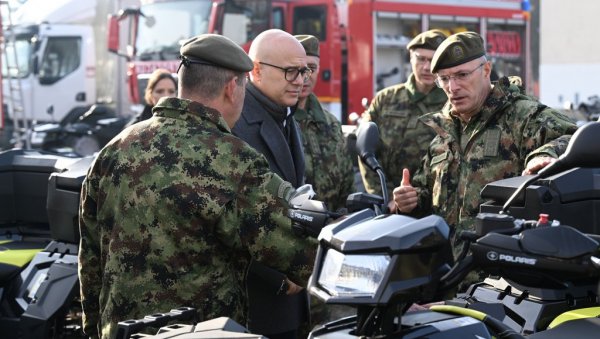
29, 104, 128, 157
0, 148, 93, 338
113, 122, 600, 338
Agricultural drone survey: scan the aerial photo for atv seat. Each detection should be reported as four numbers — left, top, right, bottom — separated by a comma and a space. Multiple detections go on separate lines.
0, 240, 45, 284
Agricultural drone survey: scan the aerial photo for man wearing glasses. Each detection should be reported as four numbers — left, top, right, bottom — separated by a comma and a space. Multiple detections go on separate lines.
359, 29, 448, 212
392, 31, 576, 268
232, 29, 313, 339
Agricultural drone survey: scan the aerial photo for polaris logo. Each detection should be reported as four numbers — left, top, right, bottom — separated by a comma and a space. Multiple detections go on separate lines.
291, 212, 313, 222
486, 251, 537, 265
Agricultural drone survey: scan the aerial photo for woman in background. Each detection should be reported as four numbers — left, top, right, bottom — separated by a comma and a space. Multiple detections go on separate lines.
126, 68, 177, 127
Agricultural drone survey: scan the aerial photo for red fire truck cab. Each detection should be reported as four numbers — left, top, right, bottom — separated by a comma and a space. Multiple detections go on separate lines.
109, 0, 531, 123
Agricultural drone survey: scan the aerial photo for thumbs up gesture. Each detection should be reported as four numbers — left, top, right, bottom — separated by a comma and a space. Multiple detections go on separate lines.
392, 168, 418, 214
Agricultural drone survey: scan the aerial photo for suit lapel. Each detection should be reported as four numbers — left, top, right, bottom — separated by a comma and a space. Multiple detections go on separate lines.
259, 118, 298, 186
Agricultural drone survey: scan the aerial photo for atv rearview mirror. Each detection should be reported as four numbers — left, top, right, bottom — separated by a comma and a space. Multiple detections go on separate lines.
355, 121, 389, 211
355, 121, 381, 172
502, 121, 600, 213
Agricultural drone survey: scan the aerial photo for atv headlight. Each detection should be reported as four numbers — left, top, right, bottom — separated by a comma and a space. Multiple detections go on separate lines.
318, 249, 390, 297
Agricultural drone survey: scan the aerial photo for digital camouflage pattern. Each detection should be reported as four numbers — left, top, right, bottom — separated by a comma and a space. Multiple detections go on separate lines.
359, 73, 447, 197
409, 77, 577, 234
295, 93, 355, 211
78, 97, 317, 339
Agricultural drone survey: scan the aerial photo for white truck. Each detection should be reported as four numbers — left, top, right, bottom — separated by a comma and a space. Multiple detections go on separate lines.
1, 0, 133, 147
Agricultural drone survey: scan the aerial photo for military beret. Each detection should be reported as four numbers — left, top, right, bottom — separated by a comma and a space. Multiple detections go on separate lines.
179, 34, 253, 72
295, 34, 320, 57
431, 31, 486, 73
406, 29, 447, 51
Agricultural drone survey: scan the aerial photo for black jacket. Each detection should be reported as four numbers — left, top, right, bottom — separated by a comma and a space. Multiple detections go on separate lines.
233, 83, 308, 335
233, 83, 305, 188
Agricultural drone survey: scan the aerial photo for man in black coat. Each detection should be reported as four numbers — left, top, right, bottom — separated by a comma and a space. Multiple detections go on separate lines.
233, 29, 313, 339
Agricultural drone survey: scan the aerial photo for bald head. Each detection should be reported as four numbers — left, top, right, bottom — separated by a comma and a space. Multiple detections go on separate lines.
248, 29, 308, 107
249, 29, 305, 62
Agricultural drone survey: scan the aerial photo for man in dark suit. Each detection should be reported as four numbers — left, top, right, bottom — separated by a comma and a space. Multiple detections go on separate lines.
232, 29, 313, 339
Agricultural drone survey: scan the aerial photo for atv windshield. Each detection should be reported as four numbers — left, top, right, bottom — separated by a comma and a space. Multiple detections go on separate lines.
136, 0, 212, 61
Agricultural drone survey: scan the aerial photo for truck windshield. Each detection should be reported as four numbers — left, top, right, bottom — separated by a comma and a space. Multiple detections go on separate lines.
136, 0, 212, 61
1, 36, 32, 78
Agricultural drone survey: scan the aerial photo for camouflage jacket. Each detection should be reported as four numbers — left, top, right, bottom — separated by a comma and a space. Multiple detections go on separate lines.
410, 77, 577, 233
78, 97, 316, 339
295, 94, 355, 211
359, 74, 447, 197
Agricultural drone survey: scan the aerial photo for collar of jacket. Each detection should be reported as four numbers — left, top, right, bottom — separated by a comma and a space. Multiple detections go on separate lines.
419, 77, 519, 137
247, 82, 294, 126
294, 93, 327, 123
153, 97, 231, 132
406, 73, 447, 105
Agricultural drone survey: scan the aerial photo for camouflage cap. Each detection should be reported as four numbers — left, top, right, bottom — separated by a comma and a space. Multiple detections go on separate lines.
179, 34, 253, 72
294, 34, 320, 57
406, 29, 447, 51
431, 31, 486, 73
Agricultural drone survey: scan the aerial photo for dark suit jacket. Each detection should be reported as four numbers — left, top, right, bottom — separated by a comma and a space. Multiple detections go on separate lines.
232, 84, 308, 335
233, 87, 305, 188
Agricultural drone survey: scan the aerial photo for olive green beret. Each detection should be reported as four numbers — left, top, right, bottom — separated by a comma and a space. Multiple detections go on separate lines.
431, 31, 486, 73
179, 34, 253, 72
295, 34, 320, 57
406, 29, 447, 51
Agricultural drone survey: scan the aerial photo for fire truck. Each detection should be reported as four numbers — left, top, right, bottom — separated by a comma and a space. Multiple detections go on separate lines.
109, 0, 531, 123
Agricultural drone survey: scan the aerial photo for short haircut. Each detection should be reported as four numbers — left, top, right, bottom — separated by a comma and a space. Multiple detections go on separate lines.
179, 64, 245, 100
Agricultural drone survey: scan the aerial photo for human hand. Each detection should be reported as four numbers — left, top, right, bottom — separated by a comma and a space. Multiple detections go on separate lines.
392, 169, 418, 214
286, 279, 303, 295
522, 156, 557, 175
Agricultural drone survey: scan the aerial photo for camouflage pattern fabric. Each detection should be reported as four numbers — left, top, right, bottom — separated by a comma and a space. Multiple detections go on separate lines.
295, 93, 355, 211
409, 77, 577, 235
78, 97, 317, 339
359, 73, 447, 197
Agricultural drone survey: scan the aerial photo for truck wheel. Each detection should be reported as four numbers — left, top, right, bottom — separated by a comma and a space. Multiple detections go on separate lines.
70, 135, 100, 156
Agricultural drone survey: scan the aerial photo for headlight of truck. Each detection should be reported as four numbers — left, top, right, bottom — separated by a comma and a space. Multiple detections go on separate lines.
30, 131, 47, 146
317, 249, 390, 297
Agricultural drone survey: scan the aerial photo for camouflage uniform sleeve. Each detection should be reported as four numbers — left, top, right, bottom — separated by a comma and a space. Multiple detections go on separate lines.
521, 105, 577, 165
331, 117, 356, 210
78, 164, 102, 339
219, 156, 317, 285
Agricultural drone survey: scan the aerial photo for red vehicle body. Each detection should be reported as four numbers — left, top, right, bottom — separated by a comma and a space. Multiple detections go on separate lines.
109, 0, 531, 123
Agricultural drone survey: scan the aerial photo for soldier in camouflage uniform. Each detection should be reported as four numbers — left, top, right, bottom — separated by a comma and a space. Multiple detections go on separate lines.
294, 35, 354, 212
78, 34, 316, 339
359, 30, 447, 211
393, 31, 577, 241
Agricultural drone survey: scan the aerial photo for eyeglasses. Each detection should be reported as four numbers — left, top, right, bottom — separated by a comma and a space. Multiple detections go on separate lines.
435, 62, 485, 88
412, 52, 432, 65
259, 62, 312, 82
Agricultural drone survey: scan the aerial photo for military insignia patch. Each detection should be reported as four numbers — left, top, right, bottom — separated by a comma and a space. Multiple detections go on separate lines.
452, 45, 464, 60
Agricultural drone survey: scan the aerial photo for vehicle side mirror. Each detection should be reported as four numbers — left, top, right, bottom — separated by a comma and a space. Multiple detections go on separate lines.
32, 55, 39, 75
107, 14, 120, 54
355, 121, 381, 172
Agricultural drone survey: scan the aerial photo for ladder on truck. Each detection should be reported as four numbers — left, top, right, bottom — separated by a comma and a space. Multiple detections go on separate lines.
0, 0, 28, 149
